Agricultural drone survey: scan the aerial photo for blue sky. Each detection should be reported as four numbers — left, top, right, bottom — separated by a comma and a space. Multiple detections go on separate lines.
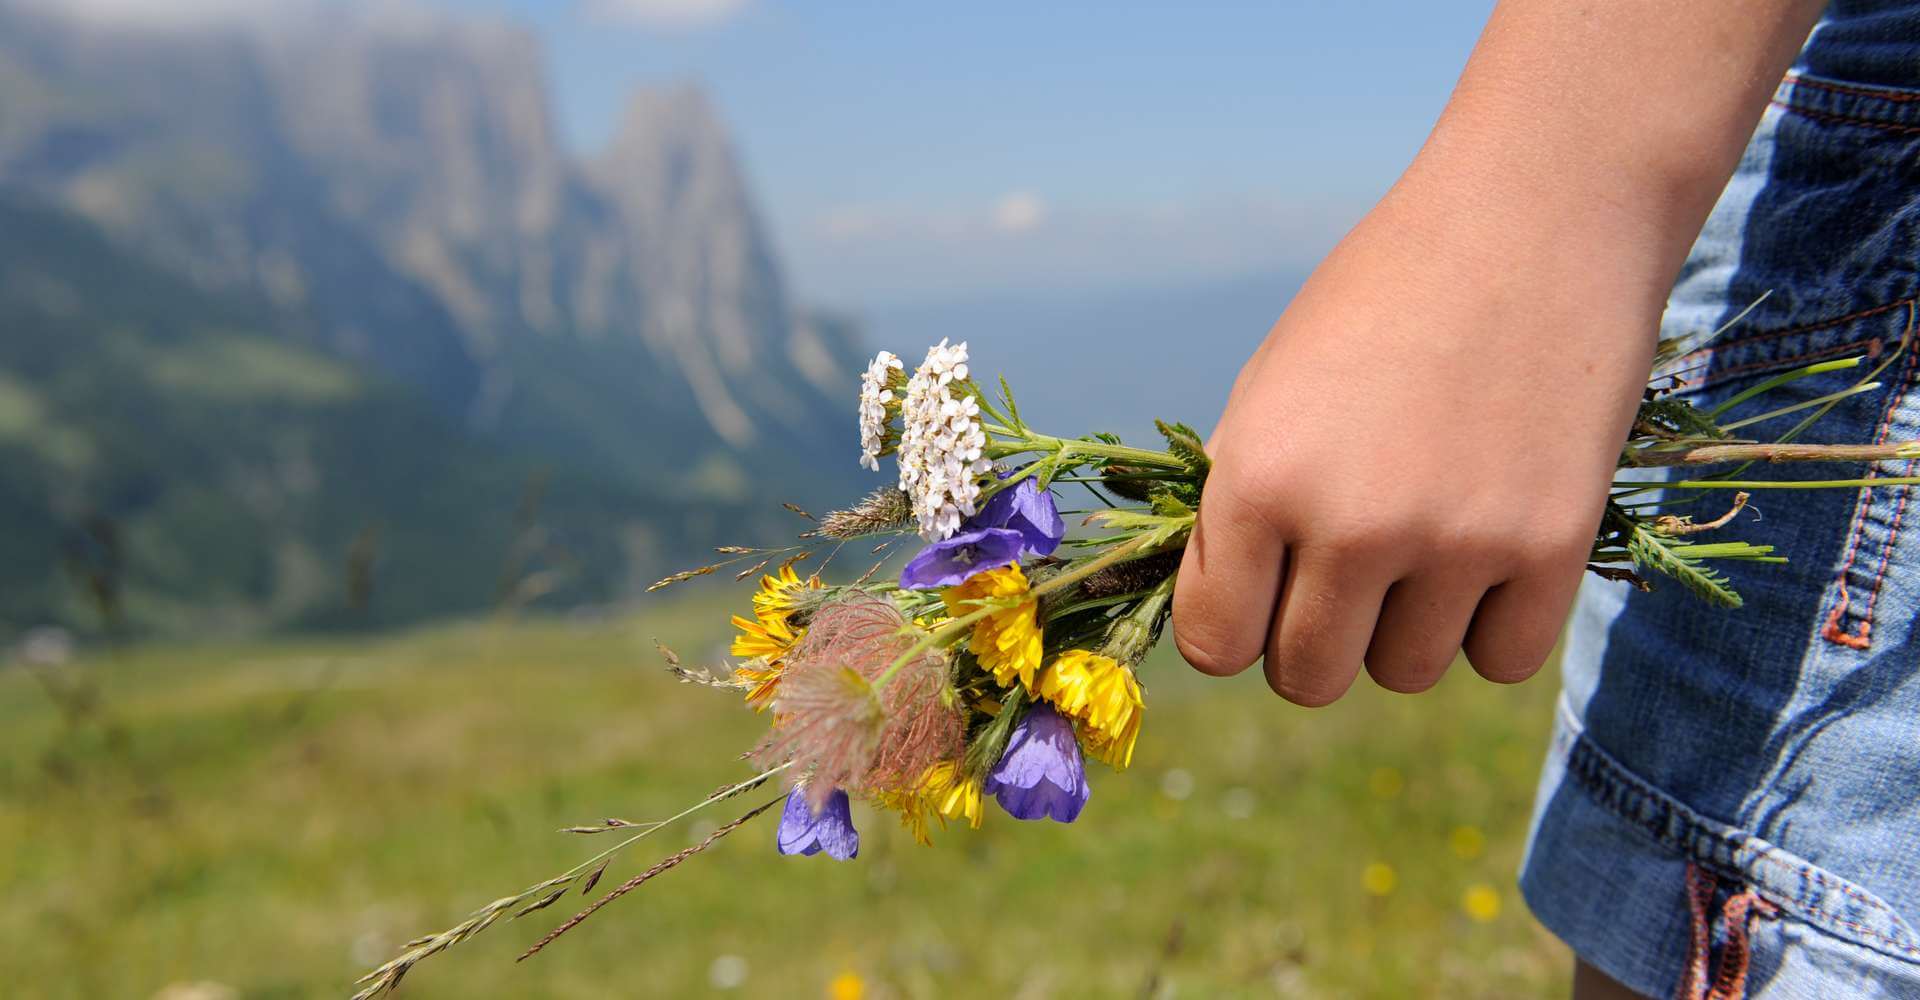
437, 1, 1496, 307
430, 1, 1495, 308
51, 0, 1493, 308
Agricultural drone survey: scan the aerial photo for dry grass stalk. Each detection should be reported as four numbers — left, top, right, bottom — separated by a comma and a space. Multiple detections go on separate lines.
352, 767, 785, 999
1653, 492, 1751, 536
517, 796, 781, 961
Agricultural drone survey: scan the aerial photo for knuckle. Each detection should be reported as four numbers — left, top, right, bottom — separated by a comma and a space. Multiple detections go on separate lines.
1365, 653, 1450, 694
1320, 523, 1399, 562
1465, 644, 1546, 685
1536, 531, 1596, 573
1263, 647, 1353, 707
1205, 470, 1290, 537
1268, 672, 1345, 708
1173, 618, 1256, 677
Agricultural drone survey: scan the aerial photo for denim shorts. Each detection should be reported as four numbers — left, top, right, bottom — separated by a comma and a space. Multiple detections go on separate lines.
1519, 8, 1920, 998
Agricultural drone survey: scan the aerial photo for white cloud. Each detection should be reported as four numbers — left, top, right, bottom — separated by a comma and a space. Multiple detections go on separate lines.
786, 193, 1361, 307
580, 0, 749, 29
990, 191, 1046, 233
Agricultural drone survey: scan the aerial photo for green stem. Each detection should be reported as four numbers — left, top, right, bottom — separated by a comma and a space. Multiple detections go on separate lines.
1033, 531, 1176, 599
1717, 381, 1883, 432
1709, 357, 1862, 418
983, 428, 1186, 470
872, 529, 1183, 693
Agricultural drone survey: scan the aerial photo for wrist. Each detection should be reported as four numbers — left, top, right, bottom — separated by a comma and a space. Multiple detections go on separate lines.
1395, 128, 1710, 280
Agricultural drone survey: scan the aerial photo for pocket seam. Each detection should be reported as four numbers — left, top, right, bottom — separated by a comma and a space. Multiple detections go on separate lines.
1790, 74, 1920, 104
1770, 101, 1920, 136
1681, 298, 1917, 393
1820, 338, 1920, 649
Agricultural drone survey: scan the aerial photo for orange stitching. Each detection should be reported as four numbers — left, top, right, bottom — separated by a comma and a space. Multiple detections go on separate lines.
1748, 850, 1920, 956
1850, 458, 1916, 640
1821, 338, 1920, 649
1771, 101, 1920, 136
1696, 342, 1874, 390
1563, 736, 1920, 958
1788, 74, 1920, 103
1679, 862, 1718, 1000
1700, 300, 1915, 354
1675, 300, 1914, 392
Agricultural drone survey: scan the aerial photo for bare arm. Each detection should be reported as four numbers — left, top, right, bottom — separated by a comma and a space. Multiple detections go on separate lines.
1172, 2, 1827, 705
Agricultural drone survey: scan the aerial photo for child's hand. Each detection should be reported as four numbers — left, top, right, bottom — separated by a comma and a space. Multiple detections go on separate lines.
1170, 0, 1826, 705
1171, 193, 1659, 705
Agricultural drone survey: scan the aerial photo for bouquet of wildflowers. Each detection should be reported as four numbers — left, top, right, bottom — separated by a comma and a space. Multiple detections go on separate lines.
359, 305, 1920, 997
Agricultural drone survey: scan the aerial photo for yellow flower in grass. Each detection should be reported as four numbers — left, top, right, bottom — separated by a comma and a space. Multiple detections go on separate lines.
941, 564, 1043, 690
873, 760, 984, 845
1036, 649, 1145, 769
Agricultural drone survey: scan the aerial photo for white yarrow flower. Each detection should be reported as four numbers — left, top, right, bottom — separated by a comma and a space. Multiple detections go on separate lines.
897, 339, 993, 540
858, 350, 903, 471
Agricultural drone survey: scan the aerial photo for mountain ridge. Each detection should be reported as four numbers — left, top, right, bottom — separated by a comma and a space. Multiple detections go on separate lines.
0, 0, 866, 634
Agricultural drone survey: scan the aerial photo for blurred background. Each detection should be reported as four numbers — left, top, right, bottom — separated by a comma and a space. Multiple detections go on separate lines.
0, 0, 1573, 996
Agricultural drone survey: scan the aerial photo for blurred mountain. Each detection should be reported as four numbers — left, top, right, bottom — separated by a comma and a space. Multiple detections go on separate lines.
0, 194, 813, 633
0, 1, 864, 633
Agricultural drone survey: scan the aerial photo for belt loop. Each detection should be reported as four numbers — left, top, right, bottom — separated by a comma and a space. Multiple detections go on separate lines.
1676, 861, 1779, 1000
1678, 862, 1720, 1000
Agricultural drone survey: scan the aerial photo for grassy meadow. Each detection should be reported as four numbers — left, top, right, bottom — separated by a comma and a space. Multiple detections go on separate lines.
0, 597, 1570, 998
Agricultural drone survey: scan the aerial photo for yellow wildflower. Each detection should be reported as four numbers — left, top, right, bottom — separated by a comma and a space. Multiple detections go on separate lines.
924, 760, 984, 829
829, 971, 866, 1000
1462, 883, 1502, 922
1362, 862, 1397, 896
941, 564, 1043, 689
753, 565, 822, 628
728, 568, 818, 712
1449, 825, 1486, 860
1035, 649, 1144, 769
730, 613, 798, 710
872, 760, 984, 845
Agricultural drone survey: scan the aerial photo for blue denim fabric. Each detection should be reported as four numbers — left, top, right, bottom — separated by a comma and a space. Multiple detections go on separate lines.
1520, 8, 1920, 997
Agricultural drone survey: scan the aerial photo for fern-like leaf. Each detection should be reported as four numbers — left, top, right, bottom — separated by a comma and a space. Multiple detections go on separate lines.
1155, 419, 1211, 480
1626, 523, 1743, 608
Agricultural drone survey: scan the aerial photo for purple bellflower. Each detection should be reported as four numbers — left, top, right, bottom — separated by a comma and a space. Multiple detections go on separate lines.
973, 473, 1066, 558
899, 526, 1024, 589
899, 472, 1065, 589
984, 701, 1089, 823
776, 786, 860, 860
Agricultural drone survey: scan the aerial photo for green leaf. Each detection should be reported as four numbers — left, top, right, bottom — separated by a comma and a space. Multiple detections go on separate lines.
998, 374, 1024, 431
1155, 419, 1211, 480
1084, 508, 1194, 550
1150, 492, 1193, 518
1626, 522, 1744, 608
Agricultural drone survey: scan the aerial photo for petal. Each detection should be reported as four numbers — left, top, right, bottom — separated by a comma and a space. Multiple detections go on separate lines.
898, 528, 1024, 589
777, 787, 860, 860
985, 704, 1091, 822
776, 788, 822, 856
972, 474, 1066, 557
815, 790, 861, 861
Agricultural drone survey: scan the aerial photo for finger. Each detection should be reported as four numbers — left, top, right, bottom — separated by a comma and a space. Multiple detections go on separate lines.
1461, 565, 1584, 684
1364, 573, 1486, 694
1173, 491, 1286, 677
1264, 547, 1390, 707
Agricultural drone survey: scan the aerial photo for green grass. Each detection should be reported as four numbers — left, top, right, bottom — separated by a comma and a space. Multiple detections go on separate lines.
0, 601, 1569, 999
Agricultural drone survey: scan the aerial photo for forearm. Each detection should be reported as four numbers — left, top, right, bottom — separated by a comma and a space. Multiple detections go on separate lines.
1381, 1, 1826, 297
